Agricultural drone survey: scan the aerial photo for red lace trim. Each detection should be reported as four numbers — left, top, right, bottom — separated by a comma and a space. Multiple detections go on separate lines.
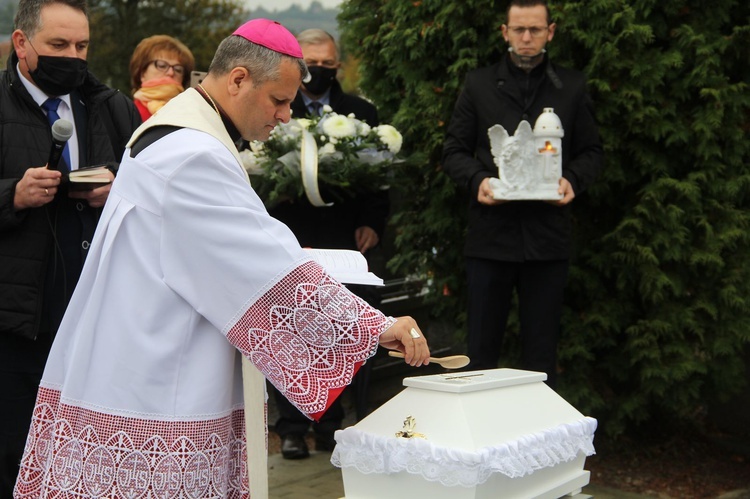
229, 262, 387, 419
15, 387, 248, 498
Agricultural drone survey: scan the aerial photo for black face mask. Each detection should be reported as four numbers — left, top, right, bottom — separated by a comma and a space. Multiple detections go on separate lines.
29, 55, 88, 96
304, 66, 337, 96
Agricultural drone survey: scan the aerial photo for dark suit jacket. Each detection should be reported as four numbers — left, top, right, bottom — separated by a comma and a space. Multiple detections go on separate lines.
443, 55, 603, 262
0, 52, 140, 344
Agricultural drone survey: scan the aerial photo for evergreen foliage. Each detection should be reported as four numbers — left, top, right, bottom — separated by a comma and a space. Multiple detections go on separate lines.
339, 0, 750, 435
82, 1, 341, 94
0, 0, 15, 35
87, 0, 246, 93
249, 1, 340, 39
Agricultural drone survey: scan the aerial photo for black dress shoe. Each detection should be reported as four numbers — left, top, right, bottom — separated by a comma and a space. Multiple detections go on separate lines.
314, 433, 336, 452
281, 434, 309, 460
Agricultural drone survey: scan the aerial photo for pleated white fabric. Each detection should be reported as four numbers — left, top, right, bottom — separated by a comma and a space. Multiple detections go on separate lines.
332, 417, 597, 488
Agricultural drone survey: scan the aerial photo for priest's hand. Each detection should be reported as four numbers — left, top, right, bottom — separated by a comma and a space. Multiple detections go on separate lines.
379, 316, 430, 367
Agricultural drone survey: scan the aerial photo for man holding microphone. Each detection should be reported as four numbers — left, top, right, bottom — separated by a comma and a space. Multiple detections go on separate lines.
0, 0, 140, 494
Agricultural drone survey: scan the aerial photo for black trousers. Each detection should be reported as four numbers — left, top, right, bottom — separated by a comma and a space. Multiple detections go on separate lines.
465, 257, 569, 388
273, 386, 344, 438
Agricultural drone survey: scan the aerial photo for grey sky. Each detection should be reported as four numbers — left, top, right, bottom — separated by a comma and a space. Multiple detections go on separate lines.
242, 0, 342, 11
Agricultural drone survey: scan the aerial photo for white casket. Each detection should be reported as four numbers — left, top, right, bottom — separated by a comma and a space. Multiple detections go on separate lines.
331, 369, 597, 499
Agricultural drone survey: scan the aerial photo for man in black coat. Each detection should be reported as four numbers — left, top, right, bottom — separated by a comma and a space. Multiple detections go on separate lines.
269, 28, 389, 459
442, 0, 603, 388
0, 1, 140, 493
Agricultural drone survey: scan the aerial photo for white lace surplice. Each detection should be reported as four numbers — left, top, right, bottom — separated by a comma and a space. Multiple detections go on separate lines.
14, 124, 390, 498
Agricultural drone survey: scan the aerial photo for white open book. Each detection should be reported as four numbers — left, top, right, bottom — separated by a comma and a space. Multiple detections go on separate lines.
304, 248, 384, 286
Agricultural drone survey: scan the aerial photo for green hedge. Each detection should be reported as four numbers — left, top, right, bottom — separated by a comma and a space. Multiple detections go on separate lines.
339, 0, 750, 436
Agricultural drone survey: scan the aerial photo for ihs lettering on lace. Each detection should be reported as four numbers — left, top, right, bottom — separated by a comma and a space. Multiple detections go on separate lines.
15, 392, 247, 499
235, 264, 387, 415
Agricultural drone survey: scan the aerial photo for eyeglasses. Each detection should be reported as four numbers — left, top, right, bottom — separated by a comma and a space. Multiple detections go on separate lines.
507, 26, 549, 37
149, 59, 185, 76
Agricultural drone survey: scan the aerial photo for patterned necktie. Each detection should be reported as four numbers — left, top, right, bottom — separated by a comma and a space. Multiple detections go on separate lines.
308, 101, 323, 117
41, 98, 71, 171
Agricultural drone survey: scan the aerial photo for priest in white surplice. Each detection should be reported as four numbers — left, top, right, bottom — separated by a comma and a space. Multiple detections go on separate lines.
13, 19, 430, 499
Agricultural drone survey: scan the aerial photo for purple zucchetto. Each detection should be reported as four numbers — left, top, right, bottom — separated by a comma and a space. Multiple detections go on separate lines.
232, 18, 303, 58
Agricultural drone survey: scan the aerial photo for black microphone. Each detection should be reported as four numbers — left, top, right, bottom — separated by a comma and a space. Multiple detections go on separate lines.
47, 118, 74, 170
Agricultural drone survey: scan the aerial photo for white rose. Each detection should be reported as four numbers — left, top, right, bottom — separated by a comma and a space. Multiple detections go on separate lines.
287, 119, 305, 131
297, 118, 313, 130
358, 122, 371, 136
322, 104, 333, 114
281, 121, 304, 140
376, 124, 403, 154
319, 142, 336, 157
268, 123, 293, 145
239, 149, 263, 174
322, 114, 358, 138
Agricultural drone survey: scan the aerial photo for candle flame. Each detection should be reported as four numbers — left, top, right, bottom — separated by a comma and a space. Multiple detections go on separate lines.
538, 140, 558, 154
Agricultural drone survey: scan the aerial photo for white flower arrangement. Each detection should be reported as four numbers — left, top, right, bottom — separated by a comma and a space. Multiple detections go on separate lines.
242, 107, 405, 206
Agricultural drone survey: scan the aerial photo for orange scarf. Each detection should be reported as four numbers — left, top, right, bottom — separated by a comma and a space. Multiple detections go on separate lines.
133, 76, 184, 115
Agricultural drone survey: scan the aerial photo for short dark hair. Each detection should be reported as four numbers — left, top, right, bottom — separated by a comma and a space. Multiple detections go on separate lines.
14, 0, 88, 37
208, 35, 307, 88
506, 0, 552, 25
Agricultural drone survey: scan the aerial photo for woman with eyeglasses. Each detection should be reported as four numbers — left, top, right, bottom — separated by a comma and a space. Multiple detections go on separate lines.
129, 35, 195, 121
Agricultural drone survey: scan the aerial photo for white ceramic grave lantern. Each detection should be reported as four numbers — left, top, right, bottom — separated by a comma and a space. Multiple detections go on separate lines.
488, 108, 565, 201
332, 369, 597, 499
